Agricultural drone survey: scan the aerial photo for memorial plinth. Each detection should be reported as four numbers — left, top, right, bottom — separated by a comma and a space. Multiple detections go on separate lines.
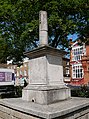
22, 46, 70, 104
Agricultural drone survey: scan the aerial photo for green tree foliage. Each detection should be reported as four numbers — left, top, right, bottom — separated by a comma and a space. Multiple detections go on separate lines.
0, 36, 10, 63
0, 0, 89, 64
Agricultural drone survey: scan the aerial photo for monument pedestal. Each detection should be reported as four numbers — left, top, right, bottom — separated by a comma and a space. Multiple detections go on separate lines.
22, 85, 70, 104
22, 46, 70, 104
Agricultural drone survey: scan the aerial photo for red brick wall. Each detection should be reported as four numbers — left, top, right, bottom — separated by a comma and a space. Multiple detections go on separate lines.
70, 43, 89, 85
82, 45, 89, 85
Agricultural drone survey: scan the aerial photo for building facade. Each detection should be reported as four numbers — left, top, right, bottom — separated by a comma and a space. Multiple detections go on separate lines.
16, 62, 29, 86
63, 58, 70, 83
81, 45, 89, 85
7, 61, 29, 86
70, 40, 89, 85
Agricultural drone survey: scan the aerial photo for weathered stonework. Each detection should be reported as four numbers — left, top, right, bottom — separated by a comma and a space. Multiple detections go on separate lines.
39, 11, 48, 46
1, 97, 89, 119
22, 46, 71, 104
22, 11, 70, 104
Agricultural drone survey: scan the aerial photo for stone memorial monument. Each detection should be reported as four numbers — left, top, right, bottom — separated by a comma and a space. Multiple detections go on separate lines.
1, 11, 89, 119
22, 11, 70, 104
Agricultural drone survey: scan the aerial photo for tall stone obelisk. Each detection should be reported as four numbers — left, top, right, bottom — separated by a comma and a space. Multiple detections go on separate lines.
39, 11, 48, 46
22, 11, 70, 105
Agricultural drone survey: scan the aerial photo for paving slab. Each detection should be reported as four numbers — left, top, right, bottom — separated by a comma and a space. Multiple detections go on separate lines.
0, 97, 89, 119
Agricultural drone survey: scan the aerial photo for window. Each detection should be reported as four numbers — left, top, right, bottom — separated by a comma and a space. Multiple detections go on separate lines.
72, 64, 83, 79
72, 46, 83, 61
8, 67, 10, 69
66, 62, 69, 65
24, 63, 27, 67
14, 66, 16, 69
66, 69, 69, 75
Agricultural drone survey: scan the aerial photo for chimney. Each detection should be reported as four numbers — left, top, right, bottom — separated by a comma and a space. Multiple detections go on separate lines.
69, 38, 73, 46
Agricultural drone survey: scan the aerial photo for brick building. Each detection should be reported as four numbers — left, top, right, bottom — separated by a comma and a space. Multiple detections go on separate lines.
70, 39, 89, 85
7, 61, 29, 86
81, 45, 89, 85
16, 61, 28, 86
63, 58, 70, 83
0, 64, 7, 68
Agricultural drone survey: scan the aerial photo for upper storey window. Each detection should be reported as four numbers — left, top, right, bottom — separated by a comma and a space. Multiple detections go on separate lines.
72, 46, 84, 61
73, 47, 83, 55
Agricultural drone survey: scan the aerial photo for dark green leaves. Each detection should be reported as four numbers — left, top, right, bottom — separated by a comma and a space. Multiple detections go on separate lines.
0, 0, 89, 64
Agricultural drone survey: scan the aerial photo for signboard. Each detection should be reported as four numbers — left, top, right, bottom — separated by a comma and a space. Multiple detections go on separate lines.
0, 72, 12, 82
0, 72, 5, 82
